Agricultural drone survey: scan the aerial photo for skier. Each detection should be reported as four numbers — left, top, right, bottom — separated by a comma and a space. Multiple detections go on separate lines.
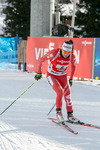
34, 40, 79, 123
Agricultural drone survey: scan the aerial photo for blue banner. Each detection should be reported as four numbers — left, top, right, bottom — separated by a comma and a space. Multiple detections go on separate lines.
95, 38, 100, 79
0, 35, 19, 69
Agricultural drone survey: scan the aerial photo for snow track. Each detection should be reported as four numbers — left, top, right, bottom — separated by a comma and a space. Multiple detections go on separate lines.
0, 70, 100, 150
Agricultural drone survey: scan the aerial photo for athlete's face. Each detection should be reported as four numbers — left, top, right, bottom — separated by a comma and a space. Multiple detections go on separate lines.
62, 49, 71, 58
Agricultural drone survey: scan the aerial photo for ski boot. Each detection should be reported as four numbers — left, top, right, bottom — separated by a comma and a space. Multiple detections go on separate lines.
67, 112, 80, 123
56, 108, 64, 122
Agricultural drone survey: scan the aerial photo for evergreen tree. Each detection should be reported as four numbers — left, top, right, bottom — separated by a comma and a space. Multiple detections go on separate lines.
3, 0, 30, 39
75, 0, 100, 37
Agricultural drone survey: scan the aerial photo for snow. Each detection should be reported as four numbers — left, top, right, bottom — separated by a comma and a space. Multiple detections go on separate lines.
0, 63, 18, 70
0, 68, 100, 150
60, 4, 73, 16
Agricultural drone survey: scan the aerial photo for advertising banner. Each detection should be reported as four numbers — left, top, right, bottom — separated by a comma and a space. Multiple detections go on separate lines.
95, 38, 100, 79
26, 37, 93, 79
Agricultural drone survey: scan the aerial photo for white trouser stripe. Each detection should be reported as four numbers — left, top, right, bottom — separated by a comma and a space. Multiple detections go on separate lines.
47, 76, 54, 86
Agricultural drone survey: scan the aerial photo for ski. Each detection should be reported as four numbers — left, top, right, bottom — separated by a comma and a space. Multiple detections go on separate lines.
66, 120, 100, 129
48, 118, 78, 135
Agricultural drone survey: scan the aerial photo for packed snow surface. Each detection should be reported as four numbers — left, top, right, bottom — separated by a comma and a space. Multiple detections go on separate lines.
0, 69, 100, 150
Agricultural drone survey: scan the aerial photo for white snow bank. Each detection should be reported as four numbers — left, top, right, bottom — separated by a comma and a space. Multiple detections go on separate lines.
0, 121, 80, 150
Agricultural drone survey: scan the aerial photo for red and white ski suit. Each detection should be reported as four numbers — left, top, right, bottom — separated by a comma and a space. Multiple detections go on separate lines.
37, 48, 76, 113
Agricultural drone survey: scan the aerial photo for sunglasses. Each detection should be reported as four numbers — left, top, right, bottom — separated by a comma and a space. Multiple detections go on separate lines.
62, 49, 71, 54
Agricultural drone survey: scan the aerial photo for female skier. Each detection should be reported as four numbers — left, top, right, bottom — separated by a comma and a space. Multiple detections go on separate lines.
35, 40, 79, 123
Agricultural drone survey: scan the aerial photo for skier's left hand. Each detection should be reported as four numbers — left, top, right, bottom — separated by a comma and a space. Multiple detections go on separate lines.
69, 79, 73, 87
34, 73, 42, 80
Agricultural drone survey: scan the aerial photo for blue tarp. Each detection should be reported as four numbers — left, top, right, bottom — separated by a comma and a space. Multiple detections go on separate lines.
0, 35, 19, 69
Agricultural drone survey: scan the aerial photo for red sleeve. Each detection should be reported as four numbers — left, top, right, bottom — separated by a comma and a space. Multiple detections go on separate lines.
37, 49, 58, 73
70, 53, 76, 79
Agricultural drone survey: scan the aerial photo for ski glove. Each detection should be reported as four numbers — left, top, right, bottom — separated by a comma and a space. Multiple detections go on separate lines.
34, 73, 42, 80
69, 79, 73, 87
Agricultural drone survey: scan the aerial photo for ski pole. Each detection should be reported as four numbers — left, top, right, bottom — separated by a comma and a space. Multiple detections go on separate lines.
0, 80, 37, 116
47, 103, 56, 116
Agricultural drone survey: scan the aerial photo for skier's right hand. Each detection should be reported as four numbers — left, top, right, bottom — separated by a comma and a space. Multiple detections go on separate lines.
34, 73, 42, 80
